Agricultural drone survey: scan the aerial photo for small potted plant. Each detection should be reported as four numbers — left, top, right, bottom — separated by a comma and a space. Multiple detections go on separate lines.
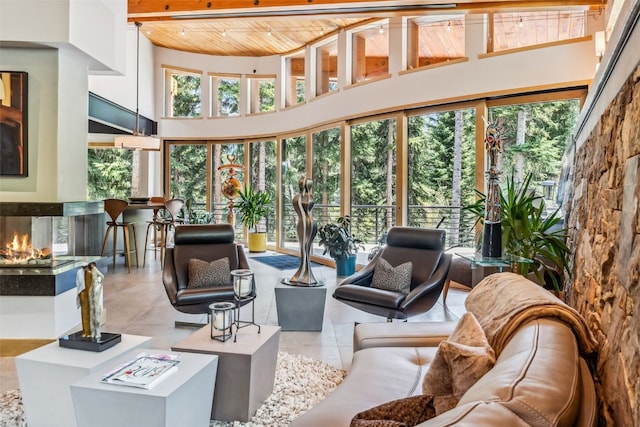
235, 184, 271, 252
317, 215, 363, 276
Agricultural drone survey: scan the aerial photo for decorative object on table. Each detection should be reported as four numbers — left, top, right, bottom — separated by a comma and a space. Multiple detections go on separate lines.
235, 183, 271, 252
481, 119, 503, 258
231, 269, 260, 341
317, 215, 363, 277
463, 173, 570, 292
210, 302, 235, 342
218, 154, 244, 226
59, 262, 121, 352
100, 352, 182, 389
0, 71, 28, 177
283, 176, 319, 286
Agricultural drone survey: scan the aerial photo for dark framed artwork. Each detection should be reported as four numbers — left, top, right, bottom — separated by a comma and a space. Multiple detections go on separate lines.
0, 71, 28, 176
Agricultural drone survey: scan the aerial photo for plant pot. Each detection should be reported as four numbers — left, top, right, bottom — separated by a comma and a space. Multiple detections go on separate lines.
335, 254, 357, 276
247, 232, 267, 253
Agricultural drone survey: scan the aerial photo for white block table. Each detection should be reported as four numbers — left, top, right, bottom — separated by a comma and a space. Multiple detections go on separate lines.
15, 334, 152, 427
70, 349, 218, 427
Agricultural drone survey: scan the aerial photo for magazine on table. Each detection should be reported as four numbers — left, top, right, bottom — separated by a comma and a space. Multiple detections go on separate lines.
101, 352, 182, 389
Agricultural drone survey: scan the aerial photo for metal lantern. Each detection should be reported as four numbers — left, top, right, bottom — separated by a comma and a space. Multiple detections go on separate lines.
210, 302, 235, 342
231, 269, 254, 298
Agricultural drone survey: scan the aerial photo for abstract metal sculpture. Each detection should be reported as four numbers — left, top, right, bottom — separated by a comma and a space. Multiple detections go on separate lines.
482, 120, 503, 258
285, 176, 319, 286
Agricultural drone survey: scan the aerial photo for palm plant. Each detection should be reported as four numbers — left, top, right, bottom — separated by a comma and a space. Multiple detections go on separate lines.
235, 184, 271, 231
464, 174, 571, 291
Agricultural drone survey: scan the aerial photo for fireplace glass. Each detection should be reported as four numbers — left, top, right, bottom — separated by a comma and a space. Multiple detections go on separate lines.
0, 216, 75, 267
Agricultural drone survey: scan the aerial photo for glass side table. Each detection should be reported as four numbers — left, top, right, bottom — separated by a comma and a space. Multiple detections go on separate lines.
455, 252, 533, 285
455, 252, 533, 271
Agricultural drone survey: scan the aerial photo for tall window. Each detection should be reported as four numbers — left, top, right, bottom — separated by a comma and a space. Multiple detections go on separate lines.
407, 108, 477, 247
350, 20, 389, 83
167, 143, 207, 208
487, 99, 581, 204
87, 148, 133, 200
211, 74, 240, 117
248, 75, 276, 114
312, 127, 342, 233
164, 67, 201, 117
284, 52, 305, 107
491, 10, 586, 52
407, 15, 465, 69
280, 135, 306, 250
248, 140, 277, 243
350, 117, 397, 248
315, 39, 338, 96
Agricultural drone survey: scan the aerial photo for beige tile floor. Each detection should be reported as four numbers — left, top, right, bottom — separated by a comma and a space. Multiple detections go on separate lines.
0, 250, 469, 394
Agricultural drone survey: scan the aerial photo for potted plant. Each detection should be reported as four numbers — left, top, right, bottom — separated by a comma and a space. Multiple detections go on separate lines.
235, 184, 271, 252
317, 215, 364, 276
464, 174, 571, 292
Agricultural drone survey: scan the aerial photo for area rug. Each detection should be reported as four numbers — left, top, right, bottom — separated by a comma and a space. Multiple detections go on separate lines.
252, 255, 321, 271
0, 352, 346, 427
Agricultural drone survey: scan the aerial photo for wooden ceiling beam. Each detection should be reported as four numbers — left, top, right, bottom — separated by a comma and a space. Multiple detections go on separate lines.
129, 0, 603, 21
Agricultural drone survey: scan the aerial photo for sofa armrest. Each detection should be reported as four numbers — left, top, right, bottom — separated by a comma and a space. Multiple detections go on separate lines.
354, 321, 458, 352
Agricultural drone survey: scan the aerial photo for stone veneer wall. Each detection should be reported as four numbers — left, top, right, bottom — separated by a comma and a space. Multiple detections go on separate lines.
567, 64, 640, 425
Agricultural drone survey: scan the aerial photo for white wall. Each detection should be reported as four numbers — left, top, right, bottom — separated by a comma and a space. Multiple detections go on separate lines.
155, 37, 598, 139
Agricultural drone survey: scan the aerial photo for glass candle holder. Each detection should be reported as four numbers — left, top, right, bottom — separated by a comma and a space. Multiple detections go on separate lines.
210, 302, 234, 342
231, 269, 254, 298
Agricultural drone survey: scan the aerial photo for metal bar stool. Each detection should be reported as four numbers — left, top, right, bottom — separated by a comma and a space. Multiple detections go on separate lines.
100, 198, 138, 273
142, 196, 167, 267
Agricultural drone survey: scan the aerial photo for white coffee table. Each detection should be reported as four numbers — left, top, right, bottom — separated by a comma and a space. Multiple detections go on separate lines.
172, 324, 281, 422
15, 334, 152, 427
70, 349, 218, 427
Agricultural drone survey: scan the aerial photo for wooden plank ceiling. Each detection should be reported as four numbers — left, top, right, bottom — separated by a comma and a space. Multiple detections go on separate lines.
128, 0, 604, 57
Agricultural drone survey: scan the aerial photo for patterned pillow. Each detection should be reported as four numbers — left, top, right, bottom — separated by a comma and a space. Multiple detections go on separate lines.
370, 258, 412, 294
422, 312, 495, 415
188, 257, 232, 288
350, 394, 436, 427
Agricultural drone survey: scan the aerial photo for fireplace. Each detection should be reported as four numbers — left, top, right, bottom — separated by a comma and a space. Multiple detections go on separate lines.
0, 201, 107, 339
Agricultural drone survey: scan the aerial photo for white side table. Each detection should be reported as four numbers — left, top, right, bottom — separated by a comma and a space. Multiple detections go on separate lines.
70, 349, 218, 427
15, 334, 152, 427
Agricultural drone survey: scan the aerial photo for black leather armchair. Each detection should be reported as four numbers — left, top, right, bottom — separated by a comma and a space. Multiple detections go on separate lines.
162, 224, 253, 326
333, 227, 452, 321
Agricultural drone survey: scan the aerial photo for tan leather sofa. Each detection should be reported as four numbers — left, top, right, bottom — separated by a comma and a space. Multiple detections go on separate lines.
292, 277, 597, 426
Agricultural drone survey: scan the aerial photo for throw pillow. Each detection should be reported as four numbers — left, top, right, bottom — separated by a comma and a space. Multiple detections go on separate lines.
350, 395, 436, 427
422, 312, 495, 415
370, 258, 412, 294
188, 257, 232, 288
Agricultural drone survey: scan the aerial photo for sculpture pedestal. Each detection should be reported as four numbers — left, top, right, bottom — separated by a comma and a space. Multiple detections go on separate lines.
275, 280, 326, 331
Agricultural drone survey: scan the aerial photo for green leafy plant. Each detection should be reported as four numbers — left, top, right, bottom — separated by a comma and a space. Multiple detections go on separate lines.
464, 174, 570, 291
317, 215, 364, 260
235, 185, 271, 231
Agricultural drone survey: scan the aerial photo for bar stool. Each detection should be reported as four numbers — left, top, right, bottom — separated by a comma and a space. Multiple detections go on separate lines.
149, 198, 185, 266
142, 196, 167, 267
101, 198, 138, 273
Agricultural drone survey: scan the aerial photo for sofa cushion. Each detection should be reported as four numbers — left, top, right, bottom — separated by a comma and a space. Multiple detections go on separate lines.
188, 257, 232, 288
370, 258, 412, 294
422, 312, 495, 414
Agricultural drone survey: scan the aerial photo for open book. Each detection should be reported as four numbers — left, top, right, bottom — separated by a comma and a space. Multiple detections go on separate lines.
101, 352, 182, 389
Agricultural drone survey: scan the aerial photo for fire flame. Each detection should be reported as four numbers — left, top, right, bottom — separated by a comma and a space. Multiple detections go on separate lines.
1, 232, 51, 264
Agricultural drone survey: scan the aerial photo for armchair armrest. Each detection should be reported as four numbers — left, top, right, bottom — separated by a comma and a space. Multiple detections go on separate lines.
400, 253, 452, 313
162, 248, 179, 305
338, 260, 376, 287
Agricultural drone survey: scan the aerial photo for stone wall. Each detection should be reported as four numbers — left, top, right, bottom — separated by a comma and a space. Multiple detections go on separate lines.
567, 64, 640, 426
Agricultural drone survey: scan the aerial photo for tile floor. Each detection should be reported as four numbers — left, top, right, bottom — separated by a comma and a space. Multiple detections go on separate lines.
0, 250, 469, 394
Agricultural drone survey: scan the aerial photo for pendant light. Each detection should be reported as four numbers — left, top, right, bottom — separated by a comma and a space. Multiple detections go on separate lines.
114, 22, 160, 151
